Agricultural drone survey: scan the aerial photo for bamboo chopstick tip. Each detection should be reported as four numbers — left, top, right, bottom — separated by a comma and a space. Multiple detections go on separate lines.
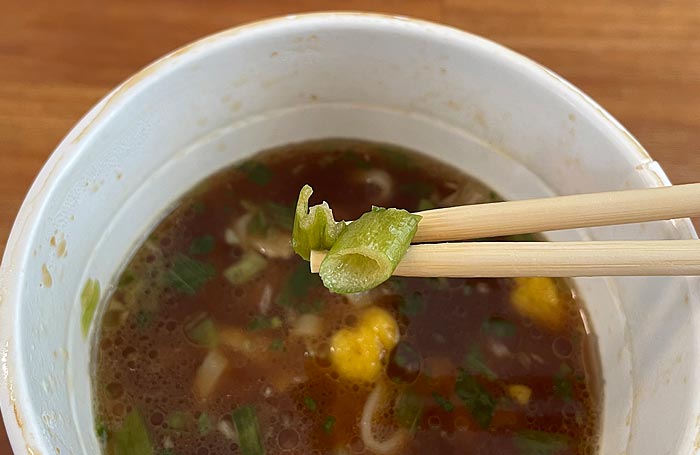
309, 250, 326, 273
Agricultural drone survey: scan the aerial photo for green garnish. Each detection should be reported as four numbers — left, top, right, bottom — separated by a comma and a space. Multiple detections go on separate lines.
292, 184, 346, 261
223, 251, 267, 286
166, 411, 191, 430
303, 396, 317, 411
276, 261, 323, 313
96, 418, 108, 445
432, 392, 455, 412
513, 430, 569, 455
247, 315, 282, 331
379, 147, 413, 169
399, 291, 425, 316
323, 416, 336, 433
395, 387, 424, 432
482, 317, 516, 338
238, 161, 273, 186
455, 368, 496, 429
189, 235, 215, 255
167, 255, 215, 295
118, 270, 135, 287
80, 278, 101, 338
464, 346, 497, 380
232, 405, 266, 455
192, 200, 206, 214
197, 413, 212, 436
136, 311, 152, 329
110, 410, 153, 455
184, 313, 219, 347
262, 202, 295, 231
554, 363, 574, 401
319, 206, 421, 294
269, 338, 285, 351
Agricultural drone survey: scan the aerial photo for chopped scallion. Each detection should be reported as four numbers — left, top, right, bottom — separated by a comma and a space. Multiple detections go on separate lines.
110, 410, 153, 455
223, 251, 267, 286
292, 185, 346, 261
184, 313, 219, 347
432, 392, 455, 412
323, 416, 336, 433
189, 235, 215, 255
167, 255, 215, 295
454, 368, 495, 429
395, 387, 423, 432
232, 405, 266, 455
303, 396, 317, 411
319, 207, 421, 294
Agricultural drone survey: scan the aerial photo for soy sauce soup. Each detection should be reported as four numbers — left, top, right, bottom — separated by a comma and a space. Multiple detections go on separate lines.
94, 140, 599, 455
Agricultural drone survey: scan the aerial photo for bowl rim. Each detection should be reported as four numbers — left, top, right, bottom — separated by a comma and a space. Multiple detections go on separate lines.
0, 11, 693, 454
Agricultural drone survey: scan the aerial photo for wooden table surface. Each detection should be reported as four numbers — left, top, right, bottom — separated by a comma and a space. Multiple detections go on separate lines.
1, 0, 699, 452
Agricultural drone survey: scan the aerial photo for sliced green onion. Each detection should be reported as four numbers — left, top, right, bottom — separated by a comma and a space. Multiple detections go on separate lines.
166, 411, 191, 430
514, 430, 569, 454
323, 416, 336, 433
292, 184, 346, 261
454, 368, 495, 429
394, 387, 424, 433
80, 278, 101, 338
110, 410, 153, 455
223, 251, 267, 285
167, 255, 215, 295
232, 405, 265, 455
319, 207, 421, 294
197, 413, 212, 435
432, 392, 455, 412
303, 396, 317, 411
184, 313, 219, 347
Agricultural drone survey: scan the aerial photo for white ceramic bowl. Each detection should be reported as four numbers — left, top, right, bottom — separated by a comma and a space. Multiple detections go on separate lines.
2, 13, 699, 455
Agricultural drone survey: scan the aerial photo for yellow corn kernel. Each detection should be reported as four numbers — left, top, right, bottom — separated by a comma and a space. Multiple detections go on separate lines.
511, 277, 565, 331
329, 307, 399, 382
507, 384, 532, 406
360, 306, 399, 350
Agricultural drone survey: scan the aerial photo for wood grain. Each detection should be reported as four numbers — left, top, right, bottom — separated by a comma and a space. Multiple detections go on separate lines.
1, 0, 699, 452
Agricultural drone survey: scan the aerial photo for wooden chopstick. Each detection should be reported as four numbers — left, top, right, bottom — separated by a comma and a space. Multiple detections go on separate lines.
412, 183, 700, 243
310, 240, 700, 277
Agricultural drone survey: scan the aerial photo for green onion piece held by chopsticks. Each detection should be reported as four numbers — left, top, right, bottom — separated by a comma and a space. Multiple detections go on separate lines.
292, 184, 346, 260
319, 207, 421, 294
232, 405, 265, 455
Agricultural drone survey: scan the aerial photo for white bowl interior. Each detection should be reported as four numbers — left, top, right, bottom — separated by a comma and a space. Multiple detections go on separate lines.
2, 13, 699, 455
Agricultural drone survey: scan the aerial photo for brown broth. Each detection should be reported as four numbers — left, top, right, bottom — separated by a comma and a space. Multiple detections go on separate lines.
94, 139, 600, 455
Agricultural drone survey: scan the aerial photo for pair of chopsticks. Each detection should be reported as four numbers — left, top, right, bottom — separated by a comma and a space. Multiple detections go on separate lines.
310, 183, 700, 278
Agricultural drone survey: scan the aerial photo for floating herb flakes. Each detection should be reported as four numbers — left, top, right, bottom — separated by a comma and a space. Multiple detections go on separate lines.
464, 345, 498, 380
399, 291, 425, 316
276, 261, 323, 312
189, 235, 215, 255
554, 363, 574, 401
454, 368, 496, 429
323, 416, 336, 433
303, 396, 317, 412
513, 430, 569, 455
109, 410, 153, 455
432, 392, 455, 412
238, 161, 273, 186
395, 387, 424, 432
197, 413, 212, 436
167, 255, 215, 295
482, 317, 516, 338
